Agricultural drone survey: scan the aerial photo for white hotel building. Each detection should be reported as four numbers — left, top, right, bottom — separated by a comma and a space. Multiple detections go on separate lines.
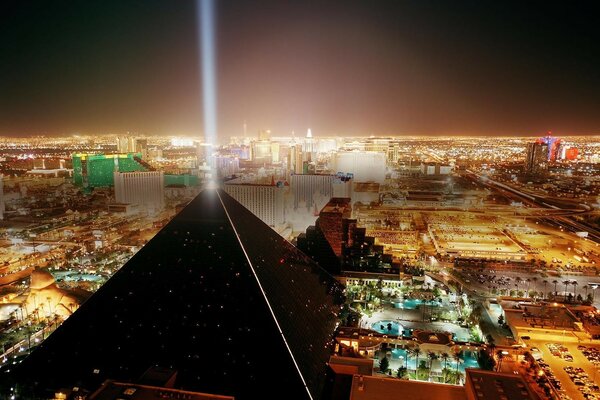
223, 179, 285, 227
114, 171, 165, 212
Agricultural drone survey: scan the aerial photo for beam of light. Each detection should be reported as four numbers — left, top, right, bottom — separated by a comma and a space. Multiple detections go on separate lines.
197, 0, 217, 152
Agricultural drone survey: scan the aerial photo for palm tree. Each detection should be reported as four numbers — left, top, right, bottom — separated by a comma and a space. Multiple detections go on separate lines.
427, 351, 438, 381
543, 280, 548, 299
25, 325, 34, 354
51, 313, 61, 329
31, 291, 38, 310
39, 303, 46, 319
397, 366, 407, 379
452, 351, 463, 385
412, 346, 422, 377
552, 280, 558, 297
440, 352, 450, 372
583, 285, 589, 299
571, 281, 578, 300
526, 278, 531, 297
453, 350, 462, 375
562, 280, 570, 300
454, 370, 464, 385
532, 277, 538, 297
515, 277, 522, 293
19, 303, 28, 320
379, 355, 389, 374
496, 350, 504, 372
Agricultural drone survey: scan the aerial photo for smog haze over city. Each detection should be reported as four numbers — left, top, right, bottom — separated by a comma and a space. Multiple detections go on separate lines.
2, 0, 600, 138
1, 1, 600, 400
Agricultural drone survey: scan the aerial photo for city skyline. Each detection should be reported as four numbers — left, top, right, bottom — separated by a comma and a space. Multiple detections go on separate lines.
2, 1, 600, 138
0, 133, 599, 398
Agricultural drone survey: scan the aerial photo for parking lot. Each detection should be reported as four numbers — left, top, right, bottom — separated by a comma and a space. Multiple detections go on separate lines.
529, 340, 600, 400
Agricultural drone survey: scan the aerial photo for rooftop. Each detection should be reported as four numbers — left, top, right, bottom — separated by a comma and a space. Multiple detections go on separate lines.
349, 374, 466, 400
89, 381, 234, 400
465, 369, 537, 400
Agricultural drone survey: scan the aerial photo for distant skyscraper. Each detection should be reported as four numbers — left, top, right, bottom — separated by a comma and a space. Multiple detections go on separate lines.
528, 134, 561, 162
271, 142, 280, 163
117, 136, 138, 153
114, 171, 165, 211
258, 129, 271, 140
11, 190, 343, 399
525, 142, 549, 173
250, 140, 272, 164
303, 128, 315, 162
542, 135, 561, 161
135, 138, 148, 159
212, 155, 240, 178
290, 144, 304, 174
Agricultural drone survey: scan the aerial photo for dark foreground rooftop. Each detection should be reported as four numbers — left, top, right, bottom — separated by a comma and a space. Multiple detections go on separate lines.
6, 189, 344, 399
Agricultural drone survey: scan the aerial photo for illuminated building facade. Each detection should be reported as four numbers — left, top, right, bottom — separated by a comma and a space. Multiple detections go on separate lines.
114, 171, 165, 211
250, 140, 272, 164
331, 151, 386, 183
525, 142, 549, 173
223, 179, 285, 226
72, 153, 149, 190
540, 135, 562, 161
164, 174, 199, 187
420, 162, 452, 175
212, 155, 240, 178
561, 146, 578, 160
290, 174, 335, 210
116, 136, 138, 153
298, 197, 394, 275
289, 144, 304, 174
303, 129, 316, 162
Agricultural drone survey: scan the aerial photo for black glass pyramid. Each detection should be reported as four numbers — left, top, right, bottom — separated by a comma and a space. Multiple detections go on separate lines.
8, 189, 344, 399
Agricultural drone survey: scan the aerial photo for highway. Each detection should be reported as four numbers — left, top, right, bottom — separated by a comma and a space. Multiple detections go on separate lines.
463, 170, 600, 243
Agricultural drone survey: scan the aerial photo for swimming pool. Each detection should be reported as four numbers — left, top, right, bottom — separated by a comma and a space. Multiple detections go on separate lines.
385, 347, 480, 373
394, 299, 441, 309
371, 320, 404, 336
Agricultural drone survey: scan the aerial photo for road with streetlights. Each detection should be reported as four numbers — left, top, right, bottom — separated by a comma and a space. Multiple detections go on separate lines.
451, 267, 600, 309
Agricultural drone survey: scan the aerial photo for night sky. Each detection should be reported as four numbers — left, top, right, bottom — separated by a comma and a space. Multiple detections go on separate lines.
1, 0, 600, 139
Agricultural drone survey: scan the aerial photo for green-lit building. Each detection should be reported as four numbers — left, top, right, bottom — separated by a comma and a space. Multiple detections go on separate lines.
164, 174, 199, 187
73, 153, 200, 193
72, 153, 149, 191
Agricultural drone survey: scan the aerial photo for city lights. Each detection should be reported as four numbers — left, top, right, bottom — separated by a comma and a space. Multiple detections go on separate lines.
2, 1, 600, 399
